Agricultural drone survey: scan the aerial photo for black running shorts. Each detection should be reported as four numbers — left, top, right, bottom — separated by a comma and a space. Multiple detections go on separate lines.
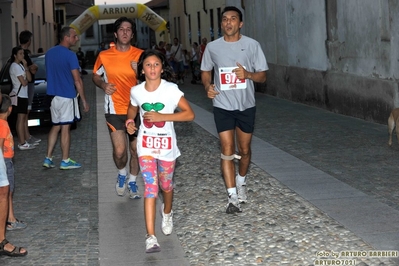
105, 114, 140, 138
213, 106, 256, 133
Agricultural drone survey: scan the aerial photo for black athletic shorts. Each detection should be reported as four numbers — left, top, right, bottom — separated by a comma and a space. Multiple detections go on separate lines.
105, 114, 140, 139
14, 97, 29, 114
213, 106, 256, 133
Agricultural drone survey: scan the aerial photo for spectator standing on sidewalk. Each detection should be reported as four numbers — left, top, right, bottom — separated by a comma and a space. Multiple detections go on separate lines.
92, 17, 143, 199
9, 46, 34, 150
199, 37, 207, 64
19, 30, 41, 146
42, 26, 89, 170
76, 47, 87, 74
0, 94, 28, 257
76, 47, 85, 65
190, 42, 201, 83
201, 6, 268, 214
182, 49, 190, 80
170, 37, 185, 84
165, 43, 173, 65
126, 49, 195, 253
0, 95, 27, 231
155, 41, 166, 55
96, 42, 107, 57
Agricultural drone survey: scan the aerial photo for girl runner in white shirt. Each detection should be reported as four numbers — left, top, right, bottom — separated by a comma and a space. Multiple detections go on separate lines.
126, 49, 195, 253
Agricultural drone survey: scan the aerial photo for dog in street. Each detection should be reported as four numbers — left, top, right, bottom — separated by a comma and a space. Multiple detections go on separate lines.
388, 108, 399, 146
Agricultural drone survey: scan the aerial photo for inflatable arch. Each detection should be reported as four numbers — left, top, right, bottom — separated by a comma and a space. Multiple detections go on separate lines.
70, 3, 168, 38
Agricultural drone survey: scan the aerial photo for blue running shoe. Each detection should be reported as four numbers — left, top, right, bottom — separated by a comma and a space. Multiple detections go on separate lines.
128, 181, 141, 199
115, 174, 127, 196
43, 157, 55, 168
60, 158, 81, 170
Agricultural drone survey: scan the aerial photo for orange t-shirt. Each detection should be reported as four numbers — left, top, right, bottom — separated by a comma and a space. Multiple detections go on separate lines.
0, 119, 14, 159
93, 46, 143, 115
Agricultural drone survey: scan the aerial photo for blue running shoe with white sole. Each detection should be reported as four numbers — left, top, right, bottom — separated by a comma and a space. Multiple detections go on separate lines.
128, 181, 141, 199
60, 158, 81, 170
43, 157, 55, 168
115, 174, 127, 196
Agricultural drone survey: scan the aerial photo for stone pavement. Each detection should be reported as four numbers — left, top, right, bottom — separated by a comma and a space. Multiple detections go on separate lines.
0, 73, 99, 265
0, 74, 398, 265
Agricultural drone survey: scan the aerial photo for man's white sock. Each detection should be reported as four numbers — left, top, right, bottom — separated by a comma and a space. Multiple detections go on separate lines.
128, 174, 137, 183
236, 174, 246, 186
118, 168, 127, 176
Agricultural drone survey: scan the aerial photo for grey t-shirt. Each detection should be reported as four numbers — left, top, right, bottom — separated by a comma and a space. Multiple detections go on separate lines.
201, 35, 268, 111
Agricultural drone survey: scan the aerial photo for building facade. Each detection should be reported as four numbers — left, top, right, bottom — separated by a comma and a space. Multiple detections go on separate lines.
168, 0, 225, 49
168, 0, 399, 124
242, 0, 399, 124
2, 0, 396, 124
0, 0, 56, 67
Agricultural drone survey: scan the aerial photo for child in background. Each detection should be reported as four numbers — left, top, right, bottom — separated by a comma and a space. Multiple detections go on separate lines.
0, 95, 28, 231
126, 49, 195, 253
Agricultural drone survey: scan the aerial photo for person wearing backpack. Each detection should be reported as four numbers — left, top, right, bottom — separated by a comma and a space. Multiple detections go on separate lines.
9, 46, 34, 150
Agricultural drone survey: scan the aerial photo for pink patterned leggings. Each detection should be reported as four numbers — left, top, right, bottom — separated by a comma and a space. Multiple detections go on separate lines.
139, 155, 175, 198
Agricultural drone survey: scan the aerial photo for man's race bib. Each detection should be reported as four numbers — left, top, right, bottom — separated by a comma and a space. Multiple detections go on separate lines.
219, 67, 247, 90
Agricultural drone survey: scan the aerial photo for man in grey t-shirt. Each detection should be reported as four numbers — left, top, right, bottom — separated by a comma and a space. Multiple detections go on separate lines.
201, 6, 268, 214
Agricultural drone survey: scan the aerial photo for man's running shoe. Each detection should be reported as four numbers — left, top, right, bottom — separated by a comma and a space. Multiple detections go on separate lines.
226, 194, 242, 214
128, 181, 141, 199
115, 174, 127, 196
145, 235, 161, 253
43, 157, 55, 168
60, 158, 81, 170
161, 203, 173, 235
236, 182, 247, 203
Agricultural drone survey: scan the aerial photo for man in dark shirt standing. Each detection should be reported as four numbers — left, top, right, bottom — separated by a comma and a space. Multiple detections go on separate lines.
76, 47, 87, 74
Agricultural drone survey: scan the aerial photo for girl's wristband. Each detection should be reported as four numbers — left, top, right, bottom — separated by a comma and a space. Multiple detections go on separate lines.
125, 119, 135, 128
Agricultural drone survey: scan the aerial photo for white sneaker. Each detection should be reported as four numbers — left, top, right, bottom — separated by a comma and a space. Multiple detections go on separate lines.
226, 193, 242, 214
161, 203, 173, 235
145, 234, 161, 253
236, 182, 247, 203
18, 142, 36, 150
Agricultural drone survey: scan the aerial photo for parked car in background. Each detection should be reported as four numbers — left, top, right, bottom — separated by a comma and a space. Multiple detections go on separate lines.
0, 54, 78, 129
29, 54, 52, 127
